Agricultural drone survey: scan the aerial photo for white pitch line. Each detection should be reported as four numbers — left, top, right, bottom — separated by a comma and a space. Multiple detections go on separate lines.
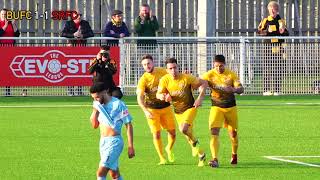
264, 156, 320, 168
1, 102, 320, 108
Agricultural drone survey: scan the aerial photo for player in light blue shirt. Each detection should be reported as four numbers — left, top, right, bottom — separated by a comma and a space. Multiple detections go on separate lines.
90, 82, 135, 180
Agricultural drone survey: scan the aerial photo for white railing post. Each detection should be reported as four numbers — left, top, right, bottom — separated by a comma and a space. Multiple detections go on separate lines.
119, 38, 125, 89
239, 37, 246, 86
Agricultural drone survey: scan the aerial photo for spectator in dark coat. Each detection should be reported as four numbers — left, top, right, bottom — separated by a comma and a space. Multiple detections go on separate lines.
103, 10, 130, 45
61, 12, 94, 46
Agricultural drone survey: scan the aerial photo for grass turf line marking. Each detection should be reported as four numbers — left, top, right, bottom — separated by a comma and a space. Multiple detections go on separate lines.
264, 156, 320, 168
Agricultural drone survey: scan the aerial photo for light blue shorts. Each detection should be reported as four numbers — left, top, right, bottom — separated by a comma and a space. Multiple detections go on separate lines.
99, 135, 124, 171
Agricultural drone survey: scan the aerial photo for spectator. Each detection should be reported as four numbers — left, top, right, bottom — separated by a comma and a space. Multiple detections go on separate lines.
61, 11, 94, 46
134, 4, 159, 46
103, 10, 130, 45
88, 45, 123, 99
0, 8, 20, 96
61, 11, 94, 96
257, 1, 289, 96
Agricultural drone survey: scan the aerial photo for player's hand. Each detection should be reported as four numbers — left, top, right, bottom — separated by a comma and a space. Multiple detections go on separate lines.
128, 147, 135, 158
144, 110, 153, 119
164, 94, 172, 102
157, 93, 166, 101
223, 86, 235, 93
279, 28, 285, 34
110, 30, 115, 34
120, 33, 125, 38
193, 98, 202, 108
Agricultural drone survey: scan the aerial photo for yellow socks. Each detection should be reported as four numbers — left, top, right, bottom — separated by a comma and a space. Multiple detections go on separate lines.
153, 138, 166, 163
167, 134, 175, 151
165, 134, 176, 162
210, 135, 219, 159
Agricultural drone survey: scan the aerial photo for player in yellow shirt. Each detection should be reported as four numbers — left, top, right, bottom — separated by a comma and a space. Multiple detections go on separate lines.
202, 55, 244, 168
156, 57, 207, 167
137, 54, 176, 165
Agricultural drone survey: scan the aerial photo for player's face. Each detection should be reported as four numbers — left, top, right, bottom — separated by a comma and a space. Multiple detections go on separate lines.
268, 5, 279, 18
91, 91, 106, 104
214, 61, 225, 74
141, 58, 154, 73
166, 63, 179, 78
0, 10, 6, 20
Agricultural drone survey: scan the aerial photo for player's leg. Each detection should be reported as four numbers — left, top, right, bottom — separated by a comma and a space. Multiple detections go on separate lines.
208, 106, 224, 168
225, 107, 239, 164
153, 131, 166, 164
97, 166, 109, 180
176, 108, 198, 153
98, 136, 124, 179
209, 127, 220, 168
160, 106, 176, 162
109, 168, 123, 180
165, 129, 176, 162
146, 109, 166, 164
177, 108, 205, 166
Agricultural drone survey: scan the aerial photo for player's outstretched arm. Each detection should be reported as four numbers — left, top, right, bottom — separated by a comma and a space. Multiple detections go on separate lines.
137, 92, 153, 119
234, 86, 244, 94
90, 108, 100, 129
193, 79, 208, 108
126, 123, 135, 158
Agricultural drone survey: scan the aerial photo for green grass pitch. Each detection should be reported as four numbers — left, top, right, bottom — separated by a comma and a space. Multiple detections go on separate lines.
0, 95, 320, 180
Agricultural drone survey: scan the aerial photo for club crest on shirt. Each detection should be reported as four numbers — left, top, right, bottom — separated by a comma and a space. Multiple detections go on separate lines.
178, 82, 185, 88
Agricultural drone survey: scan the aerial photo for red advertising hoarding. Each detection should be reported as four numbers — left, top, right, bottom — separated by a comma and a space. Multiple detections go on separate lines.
0, 46, 120, 86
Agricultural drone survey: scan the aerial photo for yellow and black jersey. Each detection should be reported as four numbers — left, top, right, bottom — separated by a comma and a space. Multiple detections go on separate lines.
258, 15, 289, 43
137, 67, 170, 109
158, 73, 199, 114
202, 68, 242, 108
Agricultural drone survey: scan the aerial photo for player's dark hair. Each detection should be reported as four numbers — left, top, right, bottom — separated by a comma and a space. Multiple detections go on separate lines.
1, 8, 8, 12
100, 45, 110, 51
214, 55, 226, 64
141, 54, 153, 62
165, 57, 177, 65
90, 82, 107, 93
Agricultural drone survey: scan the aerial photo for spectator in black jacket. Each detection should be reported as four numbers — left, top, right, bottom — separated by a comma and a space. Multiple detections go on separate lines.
88, 46, 123, 99
61, 12, 94, 96
61, 12, 94, 46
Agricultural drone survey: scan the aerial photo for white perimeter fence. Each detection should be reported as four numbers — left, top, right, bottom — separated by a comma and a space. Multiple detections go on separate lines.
0, 37, 320, 96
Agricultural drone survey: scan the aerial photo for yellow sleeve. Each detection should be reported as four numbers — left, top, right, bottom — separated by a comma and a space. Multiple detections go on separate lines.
232, 72, 242, 88
188, 74, 199, 86
201, 72, 209, 81
136, 76, 145, 96
157, 76, 168, 94
258, 18, 267, 30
